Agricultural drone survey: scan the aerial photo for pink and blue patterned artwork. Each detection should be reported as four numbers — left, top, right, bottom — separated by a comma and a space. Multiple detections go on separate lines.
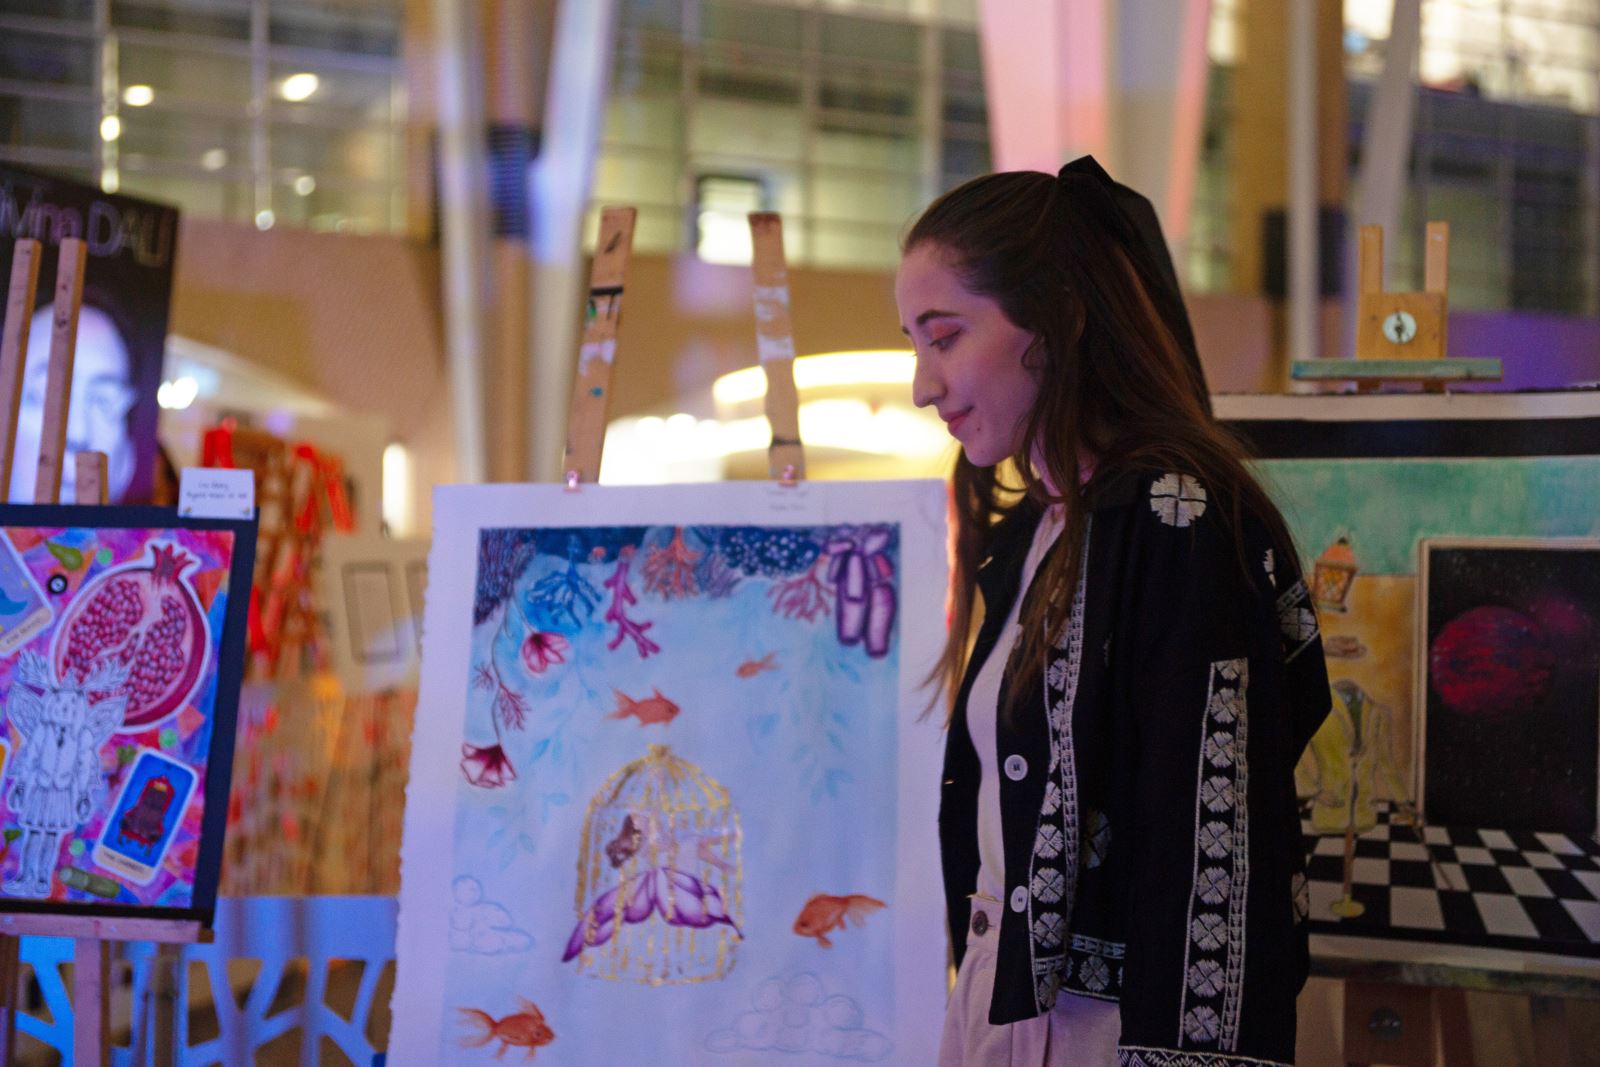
0, 522, 241, 914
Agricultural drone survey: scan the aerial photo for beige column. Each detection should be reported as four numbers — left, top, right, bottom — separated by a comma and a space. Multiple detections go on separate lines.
1231, 0, 1347, 295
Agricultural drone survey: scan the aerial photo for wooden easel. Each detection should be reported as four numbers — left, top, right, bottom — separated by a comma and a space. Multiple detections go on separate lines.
557, 206, 808, 488
749, 213, 805, 483
1290, 221, 1502, 391
0, 237, 203, 1067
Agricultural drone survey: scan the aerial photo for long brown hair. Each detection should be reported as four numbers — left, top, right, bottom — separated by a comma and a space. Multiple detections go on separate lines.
908, 169, 1293, 717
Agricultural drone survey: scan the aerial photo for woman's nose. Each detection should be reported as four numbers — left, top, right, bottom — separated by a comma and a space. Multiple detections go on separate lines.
910, 354, 941, 409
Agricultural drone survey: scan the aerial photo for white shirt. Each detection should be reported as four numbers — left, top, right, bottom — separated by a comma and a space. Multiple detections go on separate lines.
960, 505, 1121, 1065
969, 505, 1062, 904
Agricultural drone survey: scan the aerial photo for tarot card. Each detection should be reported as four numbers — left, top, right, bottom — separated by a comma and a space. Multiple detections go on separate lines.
93, 749, 197, 886
0, 532, 52, 655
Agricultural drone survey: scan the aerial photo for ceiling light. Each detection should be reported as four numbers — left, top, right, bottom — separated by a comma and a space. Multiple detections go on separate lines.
293, 175, 316, 196
280, 73, 319, 102
122, 85, 154, 107
99, 115, 121, 142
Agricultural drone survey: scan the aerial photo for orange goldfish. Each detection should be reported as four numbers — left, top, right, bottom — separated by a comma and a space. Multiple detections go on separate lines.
793, 893, 885, 948
458, 998, 554, 1060
735, 652, 778, 678
608, 688, 680, 726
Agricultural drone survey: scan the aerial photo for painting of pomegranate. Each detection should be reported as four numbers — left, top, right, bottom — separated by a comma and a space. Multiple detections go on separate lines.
0, 510, 255, 923
53, 542, 210, 730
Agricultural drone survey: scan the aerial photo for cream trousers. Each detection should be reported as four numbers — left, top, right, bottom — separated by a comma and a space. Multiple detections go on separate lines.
937, 898, 1121, 1067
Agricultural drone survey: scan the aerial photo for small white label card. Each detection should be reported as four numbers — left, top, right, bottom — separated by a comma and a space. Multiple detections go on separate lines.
178, 467, 256, 520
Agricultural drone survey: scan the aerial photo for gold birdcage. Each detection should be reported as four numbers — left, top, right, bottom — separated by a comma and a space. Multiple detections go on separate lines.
570, 744, 743, 985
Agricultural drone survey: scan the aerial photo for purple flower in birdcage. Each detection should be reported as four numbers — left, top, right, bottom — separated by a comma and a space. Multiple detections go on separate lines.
824, 526, 896, 658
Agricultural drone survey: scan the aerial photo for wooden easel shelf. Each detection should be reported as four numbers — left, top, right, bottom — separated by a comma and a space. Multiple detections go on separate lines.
1291, 358, 1504, 383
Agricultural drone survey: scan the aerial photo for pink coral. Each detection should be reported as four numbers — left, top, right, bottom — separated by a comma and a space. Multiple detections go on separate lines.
603, 550, 661, 658
770, 556, 834, 622
642, 528, 701, 600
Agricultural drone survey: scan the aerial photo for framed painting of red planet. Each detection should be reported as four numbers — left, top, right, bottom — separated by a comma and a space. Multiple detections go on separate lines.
1417, 538, 1600, 839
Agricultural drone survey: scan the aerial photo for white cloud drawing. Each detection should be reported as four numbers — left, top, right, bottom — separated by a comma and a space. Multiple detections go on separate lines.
704, 973, 892, 1062
449, 876, 534, 954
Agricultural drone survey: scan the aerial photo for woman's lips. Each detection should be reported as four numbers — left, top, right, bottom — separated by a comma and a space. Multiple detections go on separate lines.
944, 410, 970, 436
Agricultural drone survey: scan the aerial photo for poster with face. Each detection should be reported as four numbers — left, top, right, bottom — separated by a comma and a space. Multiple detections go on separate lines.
0, 505, 255, 924
0, 166, 177, 505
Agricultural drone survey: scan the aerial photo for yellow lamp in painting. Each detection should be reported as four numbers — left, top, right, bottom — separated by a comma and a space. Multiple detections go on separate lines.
1312, 536, 1358, 613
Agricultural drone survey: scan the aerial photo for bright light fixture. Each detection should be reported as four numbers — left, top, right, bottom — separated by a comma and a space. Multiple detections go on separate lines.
156, 376, 200, 410
280, 72, 319, 102
382, 442, 411, 536
293, 174, 316, 196
100, 168, 119, 194
99, 115, 121, 142
122, 85, 154, 107
713, 350, 916, 406
255, 209, 276, 230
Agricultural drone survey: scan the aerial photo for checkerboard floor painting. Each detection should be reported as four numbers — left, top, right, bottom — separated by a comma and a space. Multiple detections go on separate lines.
1303, 801, 1600, 957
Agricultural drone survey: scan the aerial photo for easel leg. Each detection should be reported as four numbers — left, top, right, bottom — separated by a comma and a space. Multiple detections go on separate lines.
1436, 988, 1475, 1067
1530, 995, 1573, 1067
0, 934, 19, 1067
74, 937, 110, 1067
151, 942, 178, 1067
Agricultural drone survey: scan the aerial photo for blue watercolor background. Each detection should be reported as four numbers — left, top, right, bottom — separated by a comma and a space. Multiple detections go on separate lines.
441, 523, 903, 1065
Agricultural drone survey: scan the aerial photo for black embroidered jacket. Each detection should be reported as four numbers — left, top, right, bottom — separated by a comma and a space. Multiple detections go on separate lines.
939, 469, 1332, 1066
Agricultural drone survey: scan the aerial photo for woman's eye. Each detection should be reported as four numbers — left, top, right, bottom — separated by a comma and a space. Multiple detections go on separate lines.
930, 331, 958, 351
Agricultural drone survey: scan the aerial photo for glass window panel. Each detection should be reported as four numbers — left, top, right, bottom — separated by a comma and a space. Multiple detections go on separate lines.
695, 173, 764, 263
111, 0, 251, 41
120, 109, 250, 168
809, 218, 899, 269
813, 126, 918, 170
120, 40, 253, 110
820, 13, 919, 64
698, 49, 801, 106
604, 97, 683, 152
593, 147, 682, 209
940, 134, 989, 183
268, 175, 392, 231
614, 32, 682, 96
689, 99, 803, 161
0, 0, 93, 20
942, 86, 985, 127
268, 62, 395, 125
269, 0, 401, 57
943, 28, 981, 73
702, 0, 803, 50
820, 64, 915, 118
621, 0, 681, 35
271, 121, 394, 183
0, 96, 96, 152
119, 169, 252, 224
811, 167, 920, 225
0, 31, 95, 86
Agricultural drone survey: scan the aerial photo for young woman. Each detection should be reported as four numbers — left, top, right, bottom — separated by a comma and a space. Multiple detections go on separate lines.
896, 158, 1332, 1066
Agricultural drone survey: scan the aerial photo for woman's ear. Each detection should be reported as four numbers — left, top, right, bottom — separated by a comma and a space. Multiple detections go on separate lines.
1021, 334, 1047, 374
